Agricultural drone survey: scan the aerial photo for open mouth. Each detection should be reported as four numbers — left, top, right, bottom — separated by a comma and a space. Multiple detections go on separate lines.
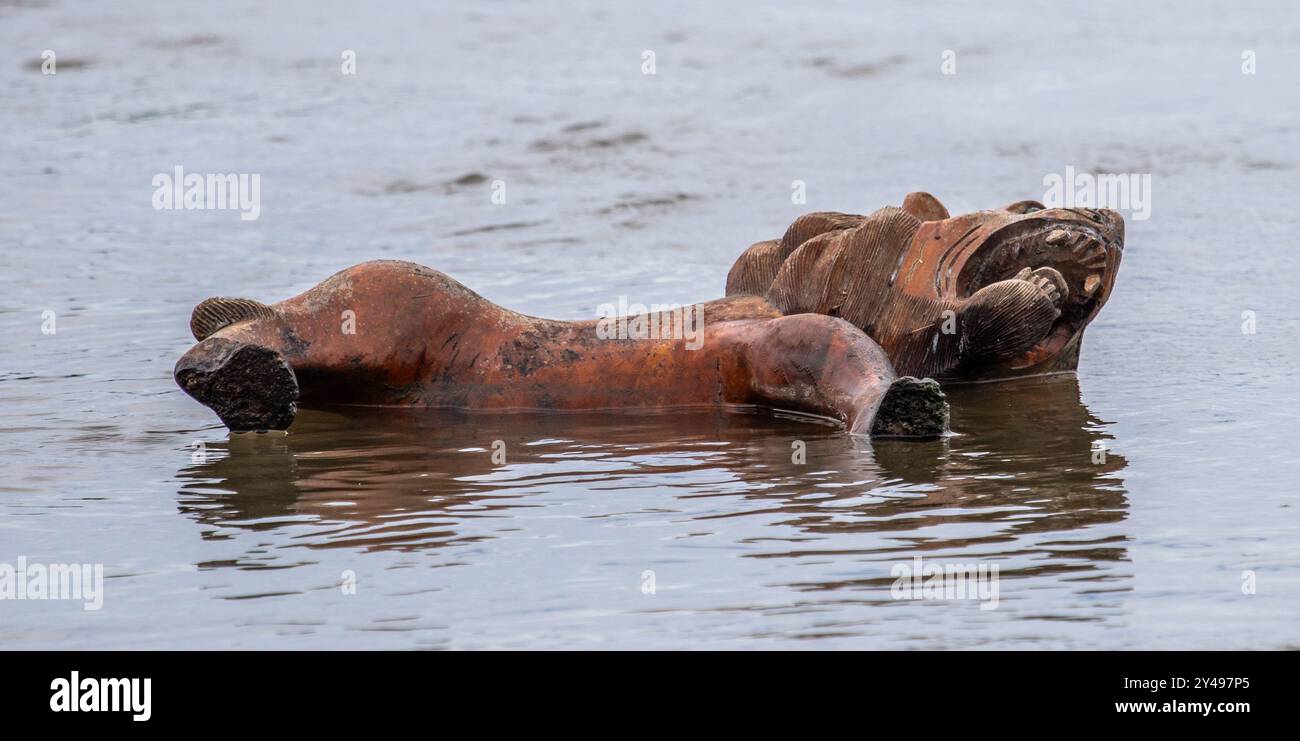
957, 220, 1120, 368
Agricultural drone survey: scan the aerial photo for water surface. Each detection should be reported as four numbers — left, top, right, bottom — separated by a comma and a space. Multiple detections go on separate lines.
1, 0, 1297, 649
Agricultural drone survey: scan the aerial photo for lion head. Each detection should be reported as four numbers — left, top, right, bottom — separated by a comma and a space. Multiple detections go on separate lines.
726, 192, 1124, 381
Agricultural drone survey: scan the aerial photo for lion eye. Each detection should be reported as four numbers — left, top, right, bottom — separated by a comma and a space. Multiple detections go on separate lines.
1005, 200, 1046, 214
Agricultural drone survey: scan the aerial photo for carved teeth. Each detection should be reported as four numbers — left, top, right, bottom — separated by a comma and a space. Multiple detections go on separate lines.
1081, 242, 1107, 269
1045, 229, 1069, 245
1083, 274, 1101, 296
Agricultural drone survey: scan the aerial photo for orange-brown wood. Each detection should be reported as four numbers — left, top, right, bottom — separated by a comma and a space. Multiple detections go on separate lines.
175, 261, 946, 435
726, 193, 1124, 381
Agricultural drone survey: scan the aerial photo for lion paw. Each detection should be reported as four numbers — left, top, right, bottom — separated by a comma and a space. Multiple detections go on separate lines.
1013, 266, 1068, 308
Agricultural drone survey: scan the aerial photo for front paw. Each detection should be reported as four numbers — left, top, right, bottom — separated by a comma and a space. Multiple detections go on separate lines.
1011, 266, 1068, 308
956, 278, 1062, 364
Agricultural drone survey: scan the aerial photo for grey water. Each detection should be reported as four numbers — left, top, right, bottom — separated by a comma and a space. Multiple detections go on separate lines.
1, 0, 1297, 649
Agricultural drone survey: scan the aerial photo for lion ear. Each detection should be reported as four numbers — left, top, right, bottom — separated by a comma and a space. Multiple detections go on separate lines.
901, 192, 949, 222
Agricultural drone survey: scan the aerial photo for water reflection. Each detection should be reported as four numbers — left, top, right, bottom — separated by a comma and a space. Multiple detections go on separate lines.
178, 376, 1128, 597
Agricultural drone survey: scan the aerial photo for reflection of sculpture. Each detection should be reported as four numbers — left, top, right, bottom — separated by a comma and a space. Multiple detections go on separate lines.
177, 376, 1127, 576
727, 193, 1124, 381
175, 262, 946, 436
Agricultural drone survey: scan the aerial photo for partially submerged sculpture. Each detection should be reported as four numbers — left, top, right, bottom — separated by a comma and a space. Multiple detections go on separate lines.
174, 192, 1122, 435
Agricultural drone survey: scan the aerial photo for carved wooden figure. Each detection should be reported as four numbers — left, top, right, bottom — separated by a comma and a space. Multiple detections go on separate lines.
174, 193, 1123, 436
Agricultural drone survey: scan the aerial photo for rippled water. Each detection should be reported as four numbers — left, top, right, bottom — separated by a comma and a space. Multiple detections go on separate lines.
2, 0, 1298, 648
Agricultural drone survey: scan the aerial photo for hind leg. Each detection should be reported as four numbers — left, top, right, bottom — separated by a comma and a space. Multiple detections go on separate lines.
175, 336, 299, 431
175, 260, 532, 429
733, 314, 948, 437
